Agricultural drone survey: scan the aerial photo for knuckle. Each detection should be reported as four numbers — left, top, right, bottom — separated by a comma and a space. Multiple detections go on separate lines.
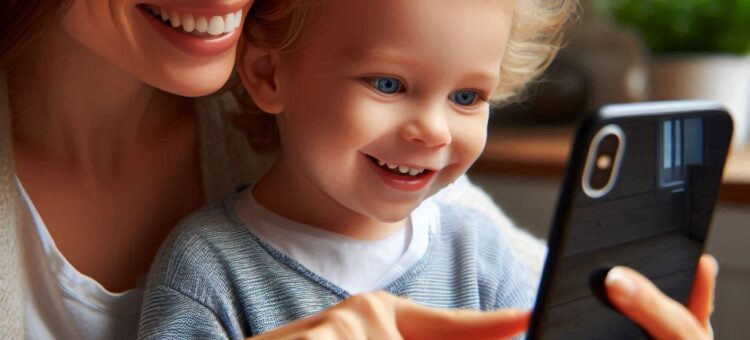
353, 292, 388, 314
294, 330, 318, 340
323, 310, 361, 338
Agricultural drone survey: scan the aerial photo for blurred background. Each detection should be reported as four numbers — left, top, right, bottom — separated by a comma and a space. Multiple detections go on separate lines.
468, 1, 750, 338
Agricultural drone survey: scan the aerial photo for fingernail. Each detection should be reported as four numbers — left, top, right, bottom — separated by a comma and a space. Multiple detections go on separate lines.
605, 267, 638, 301
708, 255, 720, 277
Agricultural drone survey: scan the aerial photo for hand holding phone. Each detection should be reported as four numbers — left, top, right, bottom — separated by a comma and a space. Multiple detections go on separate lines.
528, 101, 733, 339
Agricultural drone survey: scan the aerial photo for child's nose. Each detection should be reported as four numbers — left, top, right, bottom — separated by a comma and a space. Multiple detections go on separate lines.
399, 112, 452, 148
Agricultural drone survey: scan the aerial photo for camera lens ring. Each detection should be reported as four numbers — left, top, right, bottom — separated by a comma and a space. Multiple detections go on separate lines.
582, 124, 625, 199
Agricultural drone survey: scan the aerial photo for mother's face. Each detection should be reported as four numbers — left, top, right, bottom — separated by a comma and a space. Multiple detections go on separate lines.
62, 0, 254, 96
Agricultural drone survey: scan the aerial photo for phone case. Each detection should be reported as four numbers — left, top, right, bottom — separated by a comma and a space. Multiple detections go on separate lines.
528, 101, 733, 339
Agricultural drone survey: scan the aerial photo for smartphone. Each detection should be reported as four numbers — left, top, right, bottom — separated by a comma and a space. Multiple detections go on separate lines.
527, 101, 733, 339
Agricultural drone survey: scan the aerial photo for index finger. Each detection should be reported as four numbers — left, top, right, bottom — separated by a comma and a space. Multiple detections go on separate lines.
392, 297, 530, 340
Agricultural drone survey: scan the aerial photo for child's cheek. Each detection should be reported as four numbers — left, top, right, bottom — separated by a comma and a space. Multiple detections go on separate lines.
452, 114, 489, 163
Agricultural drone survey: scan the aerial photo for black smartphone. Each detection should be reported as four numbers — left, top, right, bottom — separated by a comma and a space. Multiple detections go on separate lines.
527, 101, 733, 339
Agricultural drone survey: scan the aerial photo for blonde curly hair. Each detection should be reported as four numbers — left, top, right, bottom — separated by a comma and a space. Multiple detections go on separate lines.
231, 0, 578, 153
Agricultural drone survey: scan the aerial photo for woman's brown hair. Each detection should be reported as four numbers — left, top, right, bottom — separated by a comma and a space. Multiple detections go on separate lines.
0, 0, 73, 69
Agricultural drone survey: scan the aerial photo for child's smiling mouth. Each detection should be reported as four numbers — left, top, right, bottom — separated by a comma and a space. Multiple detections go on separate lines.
365, 154, 433, 178
364, 153, 437, 192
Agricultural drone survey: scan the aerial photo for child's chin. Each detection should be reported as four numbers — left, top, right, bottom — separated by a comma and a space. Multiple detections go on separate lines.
370, 205, 418, 224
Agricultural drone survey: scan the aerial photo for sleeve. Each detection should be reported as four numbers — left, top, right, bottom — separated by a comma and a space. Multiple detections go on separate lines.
137, 208, 247, 340
492, 260, 536, 311
433, 175, 547, 284
138, 284, 231, 340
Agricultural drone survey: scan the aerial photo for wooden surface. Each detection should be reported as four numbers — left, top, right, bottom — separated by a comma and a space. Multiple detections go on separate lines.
474, 126, 750, 204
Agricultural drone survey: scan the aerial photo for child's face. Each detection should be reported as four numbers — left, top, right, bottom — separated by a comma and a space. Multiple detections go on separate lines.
268, 0, 511, 223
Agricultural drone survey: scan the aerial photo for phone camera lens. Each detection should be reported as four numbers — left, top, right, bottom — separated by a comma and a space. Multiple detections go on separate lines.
596, 155, 612, 170
583, 125, 624, 199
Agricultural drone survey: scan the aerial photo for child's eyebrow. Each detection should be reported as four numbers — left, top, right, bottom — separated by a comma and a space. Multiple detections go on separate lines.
341, 48, 501, 87
462, 69, 501, 86
342, 49, 421, 69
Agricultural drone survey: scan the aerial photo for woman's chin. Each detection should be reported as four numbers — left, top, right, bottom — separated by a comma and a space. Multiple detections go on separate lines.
152, 74, 231, 97
165, 82, 227, 98
143, 62, 235, 97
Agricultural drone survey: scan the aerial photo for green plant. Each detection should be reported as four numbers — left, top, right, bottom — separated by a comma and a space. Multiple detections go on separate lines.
596, 0, 750, 54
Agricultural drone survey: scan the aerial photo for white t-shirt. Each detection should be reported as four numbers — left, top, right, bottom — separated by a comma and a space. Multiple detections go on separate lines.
16, 95, 264, 340
234, 189, 438, 294
18, 178, 143, 340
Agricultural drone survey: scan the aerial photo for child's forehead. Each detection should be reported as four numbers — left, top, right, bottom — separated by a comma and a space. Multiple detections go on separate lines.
300, 0, 513, 59
307, 0, 513, 37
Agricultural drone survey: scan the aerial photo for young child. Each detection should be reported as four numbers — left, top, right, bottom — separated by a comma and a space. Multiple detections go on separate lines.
139, 0, 574, 338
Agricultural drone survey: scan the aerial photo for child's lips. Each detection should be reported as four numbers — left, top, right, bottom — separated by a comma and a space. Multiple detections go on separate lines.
364, 154, 437, 192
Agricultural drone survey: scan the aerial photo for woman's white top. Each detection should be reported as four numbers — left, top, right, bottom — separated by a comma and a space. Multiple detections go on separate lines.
15, 93, 268, 340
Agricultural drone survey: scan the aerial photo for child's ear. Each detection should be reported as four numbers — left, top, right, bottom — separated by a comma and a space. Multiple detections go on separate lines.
237, 39, 284, 114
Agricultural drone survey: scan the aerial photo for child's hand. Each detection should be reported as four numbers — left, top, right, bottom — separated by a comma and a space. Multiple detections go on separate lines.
605, 254, 718, 339
250, 291, 530, 339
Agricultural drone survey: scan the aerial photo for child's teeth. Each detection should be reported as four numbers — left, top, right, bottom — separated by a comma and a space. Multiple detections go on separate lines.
160, 9, 169, 21
374, 156, 426, 176
207, 16, 224, 35
182, 13, 195, 33
196, 16, 208, 33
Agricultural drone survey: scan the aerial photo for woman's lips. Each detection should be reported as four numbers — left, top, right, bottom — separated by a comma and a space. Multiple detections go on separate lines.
137, 4, 243, 57
365, 154, 436, 192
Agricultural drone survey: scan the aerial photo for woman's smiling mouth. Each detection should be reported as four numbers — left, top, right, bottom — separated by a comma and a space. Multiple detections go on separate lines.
136, 2, 246, 57
139, 4, 242, 36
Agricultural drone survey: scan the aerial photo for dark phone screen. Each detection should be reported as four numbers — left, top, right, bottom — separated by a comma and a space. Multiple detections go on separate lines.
529, 106, 732, 340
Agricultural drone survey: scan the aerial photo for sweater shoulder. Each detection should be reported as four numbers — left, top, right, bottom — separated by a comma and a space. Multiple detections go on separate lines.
146, 198, 249, 298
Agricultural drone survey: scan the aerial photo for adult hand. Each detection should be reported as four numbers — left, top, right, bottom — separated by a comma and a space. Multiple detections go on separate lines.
605, 254, 718, 339
251, 291, 530, 340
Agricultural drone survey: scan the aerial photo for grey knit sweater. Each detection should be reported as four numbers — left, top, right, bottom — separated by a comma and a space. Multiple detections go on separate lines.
138, 194, 535, 339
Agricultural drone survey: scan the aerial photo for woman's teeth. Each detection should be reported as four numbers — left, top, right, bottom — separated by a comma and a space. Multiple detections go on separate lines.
375, 158, 426, 176
145, 4, 242, 36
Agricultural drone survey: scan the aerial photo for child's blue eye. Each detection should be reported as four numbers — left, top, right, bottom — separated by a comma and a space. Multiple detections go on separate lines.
451, 90, 478, 106
368, 77, 403, 94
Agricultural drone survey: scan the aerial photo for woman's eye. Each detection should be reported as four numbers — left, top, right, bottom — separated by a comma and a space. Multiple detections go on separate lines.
450, 90, 479, 106
368, 77, 403, 94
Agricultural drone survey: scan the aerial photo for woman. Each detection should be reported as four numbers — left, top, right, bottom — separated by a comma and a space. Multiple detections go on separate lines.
2, 0, 263, 337
0, 0, 718, 339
